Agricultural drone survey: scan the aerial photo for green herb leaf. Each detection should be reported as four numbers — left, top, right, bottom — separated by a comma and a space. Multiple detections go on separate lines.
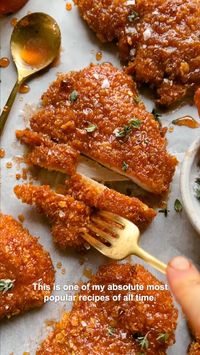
152, 108, 162, 125
128, 11, 139, 22
0, 279, 14, 293
136, 333, 149, 350
129, 118, 142, 128
85, 123, 97, 133
174, 199, 183, 213
156, 332, 169, 343
134, 96, 141, 104
122, 161, 129, 172
159, 208, 169, 217
194, 178, 200, 200
115, 118, 142, 138
70, 90, 79, 102
108, 326, 116, 336
195, 178, 200, 185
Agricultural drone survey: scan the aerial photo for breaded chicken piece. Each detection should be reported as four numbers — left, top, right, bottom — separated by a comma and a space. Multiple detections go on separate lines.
0, 213, 55, 320
16, 129, 79, 175
14, 178, 156, 248
75, 0, 200, 106
67, 173, 156, 230
22, 63, 177, 194
14, 185, 91, 249
194, 88, 200, 116
188, 341, 200, 354
37, 263, 178, 354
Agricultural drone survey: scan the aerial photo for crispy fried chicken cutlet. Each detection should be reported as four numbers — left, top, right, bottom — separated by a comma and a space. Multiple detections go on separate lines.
0, 213, 54, 320
37, 263, 178, 354
16, 63, 177, 194
188, 340, 200, 354
14, 176, 156, 249
75, 0, 200, 106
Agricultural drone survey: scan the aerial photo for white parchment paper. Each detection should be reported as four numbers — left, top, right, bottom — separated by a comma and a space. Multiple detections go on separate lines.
0, 0, 200, 354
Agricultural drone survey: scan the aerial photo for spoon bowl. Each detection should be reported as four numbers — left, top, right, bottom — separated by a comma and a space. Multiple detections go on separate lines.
0, 12, 61, 134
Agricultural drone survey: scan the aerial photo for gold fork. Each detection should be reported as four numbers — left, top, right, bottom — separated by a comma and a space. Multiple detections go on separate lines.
83, 211, 167, 274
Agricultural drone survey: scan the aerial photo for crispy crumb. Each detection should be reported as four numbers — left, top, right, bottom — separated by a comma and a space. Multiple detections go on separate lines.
168, 127, 174, 133
18, 214, 25, 223
83, 267, 93, 279
6, 162, 12, 169
22, 168, 28, 180
56, 262, 62, 269
0, 148, 5, 158
16, 173, 21, 180
96, 51, 102, 61
66, 2, 72, 11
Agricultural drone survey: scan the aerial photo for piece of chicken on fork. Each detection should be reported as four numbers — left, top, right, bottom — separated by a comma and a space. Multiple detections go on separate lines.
0, 213, 55, 320
14, 174, 156, 250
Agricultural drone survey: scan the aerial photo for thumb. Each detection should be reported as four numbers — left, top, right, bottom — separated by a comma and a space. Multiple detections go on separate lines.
167, 256, 200, 338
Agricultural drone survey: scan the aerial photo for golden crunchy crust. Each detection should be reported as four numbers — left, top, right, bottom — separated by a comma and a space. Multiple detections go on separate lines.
14, 185, 90, 249
14, 176, 156, 249
37, 263, 178, 354
67, 173, 156, 230
188, 341, 200, 354
75, 0, 200, 106
0, 213, 55, 320
29, 63, 177, 194
16, 129, 79, 175
194, 88, 200, 116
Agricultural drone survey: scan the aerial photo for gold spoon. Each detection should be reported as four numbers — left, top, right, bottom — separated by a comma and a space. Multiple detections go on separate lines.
0, 12, 61, 135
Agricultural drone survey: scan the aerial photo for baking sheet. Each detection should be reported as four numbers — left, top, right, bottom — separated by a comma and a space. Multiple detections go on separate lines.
0, 0, 200, 354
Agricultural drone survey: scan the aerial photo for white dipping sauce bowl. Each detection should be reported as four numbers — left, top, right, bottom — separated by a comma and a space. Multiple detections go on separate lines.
181, 136, 200, 234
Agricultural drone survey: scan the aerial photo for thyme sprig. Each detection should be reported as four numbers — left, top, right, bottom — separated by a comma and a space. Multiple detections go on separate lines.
0, 279, 15, 293
115, 118, 142, 138
156, 332, 169, 343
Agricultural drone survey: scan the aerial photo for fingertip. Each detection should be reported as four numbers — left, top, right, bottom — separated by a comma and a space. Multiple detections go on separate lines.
168, 256, 191, 271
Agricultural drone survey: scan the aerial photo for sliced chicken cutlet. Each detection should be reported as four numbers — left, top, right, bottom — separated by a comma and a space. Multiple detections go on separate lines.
14, 178, 156, 249
18, 63, 177, 194
14, 184, 91, 249
66, 173, 156, 229
0, 213, 55, 320
75, 0, 200, 106
37, 263, 178, 355
16, 129, 79, 175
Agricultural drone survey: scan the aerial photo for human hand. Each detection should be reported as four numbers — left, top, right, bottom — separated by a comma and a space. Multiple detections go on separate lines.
167, 256, 200, 338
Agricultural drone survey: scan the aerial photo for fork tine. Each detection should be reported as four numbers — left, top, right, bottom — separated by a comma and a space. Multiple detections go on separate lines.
91, 215, 121, 236
98, 210, 125, 227
88, 224, 114, 243
91, 215, 112, 230
82, 231, 110, 252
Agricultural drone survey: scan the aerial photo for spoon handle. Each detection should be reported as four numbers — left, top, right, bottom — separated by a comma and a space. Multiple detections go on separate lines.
0, 79, 22, 136
134, 246, 167, 274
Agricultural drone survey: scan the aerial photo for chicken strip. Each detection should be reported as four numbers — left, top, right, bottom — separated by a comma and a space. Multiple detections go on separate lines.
194, 88, 200, 116
16, 129, 79, 176
75, 0, 200, 106
20, 63, 177, 194
0, 213, 55, 320
14, 178, 156, 249
37, 263, 178, 354
14, 184, 91, 249
66, 173, 156, 229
